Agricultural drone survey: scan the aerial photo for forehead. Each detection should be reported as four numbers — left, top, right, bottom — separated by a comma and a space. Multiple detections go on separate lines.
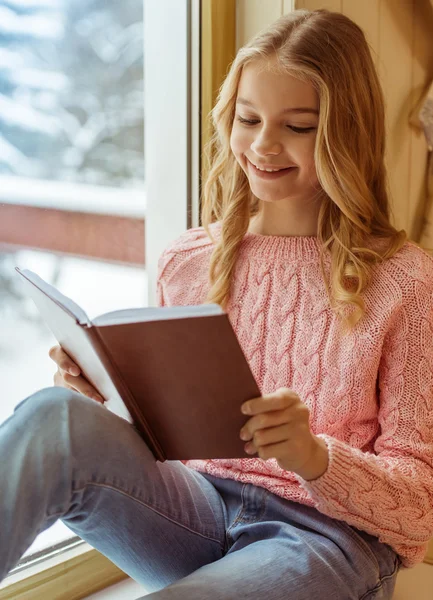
237, 60, 318, 110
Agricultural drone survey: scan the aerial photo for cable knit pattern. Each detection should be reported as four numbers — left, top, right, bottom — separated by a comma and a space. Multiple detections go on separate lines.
156, 221, 433, 569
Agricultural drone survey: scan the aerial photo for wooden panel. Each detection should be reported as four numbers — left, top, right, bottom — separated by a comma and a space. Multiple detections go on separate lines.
201, 0, 236, 185
407, 0, 433, 240
283, 0, 296, 13
295, 0, 342, 11
342, 0, 380, 69
236, 0, 283, 49
378, 0, 415, 232
0, 204, 145, 266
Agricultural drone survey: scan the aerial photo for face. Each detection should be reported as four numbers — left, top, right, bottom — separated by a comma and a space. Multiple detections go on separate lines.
230, 60, 321, 205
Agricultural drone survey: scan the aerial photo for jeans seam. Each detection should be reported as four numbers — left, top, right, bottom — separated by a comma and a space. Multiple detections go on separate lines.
229, 483, 248, 528
358, 557, 400, 600
225, 483, 248, 549
339, 523, 383, 568
68, 481, 225, 551
237, 489, 268, 524
224, 485, 269, 552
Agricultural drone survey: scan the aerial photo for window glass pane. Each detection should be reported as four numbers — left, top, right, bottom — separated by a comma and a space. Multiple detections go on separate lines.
1, 250, 147, 419
0, 0, 144, 189
0, 0, 145, 566
1, 250, 147, 560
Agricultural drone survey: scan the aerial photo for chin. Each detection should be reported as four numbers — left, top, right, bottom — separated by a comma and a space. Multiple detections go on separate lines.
250, 188, 291, 203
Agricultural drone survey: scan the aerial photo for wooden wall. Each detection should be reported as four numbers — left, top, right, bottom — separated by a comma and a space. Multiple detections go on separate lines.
235, 0, 433, 242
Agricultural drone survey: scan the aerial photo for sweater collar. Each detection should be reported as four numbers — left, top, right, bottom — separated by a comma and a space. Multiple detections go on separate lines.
210, 221, 325, 262
241, 230, 323, 262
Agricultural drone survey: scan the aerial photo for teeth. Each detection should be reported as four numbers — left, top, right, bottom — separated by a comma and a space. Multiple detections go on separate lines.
253, 163, 285, 172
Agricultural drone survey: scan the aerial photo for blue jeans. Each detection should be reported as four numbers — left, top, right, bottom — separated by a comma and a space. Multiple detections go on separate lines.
0, 388, 401, 599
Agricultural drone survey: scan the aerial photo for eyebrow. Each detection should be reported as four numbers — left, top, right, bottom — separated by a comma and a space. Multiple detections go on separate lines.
236, 97, 319, 115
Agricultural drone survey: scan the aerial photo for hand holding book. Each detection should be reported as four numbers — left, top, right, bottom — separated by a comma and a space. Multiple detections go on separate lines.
49, 344, 105, 404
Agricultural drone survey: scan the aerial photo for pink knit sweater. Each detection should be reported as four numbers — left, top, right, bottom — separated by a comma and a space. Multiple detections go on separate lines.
156, 221, 433, 569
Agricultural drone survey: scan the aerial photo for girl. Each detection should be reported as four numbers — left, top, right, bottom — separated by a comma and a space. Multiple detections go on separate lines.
1, 8, 432, 599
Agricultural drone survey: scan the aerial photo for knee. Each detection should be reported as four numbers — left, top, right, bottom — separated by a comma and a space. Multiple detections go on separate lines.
13, 387, 113, 453
14, 386, 78, 415
13, 387, 99, 434
13, 387, 126, 457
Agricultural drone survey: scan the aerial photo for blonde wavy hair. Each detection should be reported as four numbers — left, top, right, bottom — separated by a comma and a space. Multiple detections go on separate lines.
201, 8, 413, 336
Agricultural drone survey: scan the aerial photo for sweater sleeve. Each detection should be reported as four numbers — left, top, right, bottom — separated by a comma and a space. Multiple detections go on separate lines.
156, 278, 165, 308
294, 275, 433, 563
156, 246, 174, 308
154, 225, 216, 308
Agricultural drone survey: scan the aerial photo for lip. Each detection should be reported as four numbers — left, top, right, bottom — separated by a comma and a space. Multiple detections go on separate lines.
247, 158, 296, 180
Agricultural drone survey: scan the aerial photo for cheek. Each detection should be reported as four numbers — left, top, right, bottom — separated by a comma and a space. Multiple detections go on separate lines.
230, 129, 248, 166
302, 144, 320, 189
299, 139, 317, 172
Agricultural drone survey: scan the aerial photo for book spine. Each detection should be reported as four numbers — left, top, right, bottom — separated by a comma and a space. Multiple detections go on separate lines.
84, 326, 166, 462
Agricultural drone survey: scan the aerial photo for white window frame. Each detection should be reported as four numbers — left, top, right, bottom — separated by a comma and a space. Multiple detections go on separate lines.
145, 0, 200, 306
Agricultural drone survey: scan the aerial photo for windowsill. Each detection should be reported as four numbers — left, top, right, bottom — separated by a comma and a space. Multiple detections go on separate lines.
0, 541, 91, 590
20, 522, 77, 564
0, 542, 128, 599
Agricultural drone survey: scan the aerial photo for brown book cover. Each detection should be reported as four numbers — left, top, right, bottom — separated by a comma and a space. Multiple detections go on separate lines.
15, 267, 261, 462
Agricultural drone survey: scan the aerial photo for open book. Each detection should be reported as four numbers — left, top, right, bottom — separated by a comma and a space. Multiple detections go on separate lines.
15, 267, 261, 462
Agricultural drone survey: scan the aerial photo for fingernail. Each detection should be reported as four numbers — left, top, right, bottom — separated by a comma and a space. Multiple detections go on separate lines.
69, 366, 80, 376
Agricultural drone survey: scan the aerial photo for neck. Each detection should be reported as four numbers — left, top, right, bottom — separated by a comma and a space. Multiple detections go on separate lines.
248, 218, 318, 237
248, 195, 323, 237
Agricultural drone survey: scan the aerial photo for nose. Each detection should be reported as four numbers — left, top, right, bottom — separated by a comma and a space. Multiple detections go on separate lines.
250, 126, 283, 156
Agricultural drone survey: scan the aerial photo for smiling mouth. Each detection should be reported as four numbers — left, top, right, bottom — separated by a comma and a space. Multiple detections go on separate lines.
247, 158, 296, 178
248, 159, 292, 172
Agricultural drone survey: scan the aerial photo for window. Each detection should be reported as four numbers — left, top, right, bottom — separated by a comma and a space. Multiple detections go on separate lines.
0, 0, 198, 585
0, 0, 146, 564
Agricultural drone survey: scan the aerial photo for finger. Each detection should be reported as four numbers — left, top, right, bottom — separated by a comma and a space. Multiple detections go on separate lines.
251, 424, 290, 449
49, 345, 80, 376
53, 370, 65, 387
240, 408, 291, 440
255, 440, 289, 460
241, 390, 298, 416
62, 373, 104, 403
53, 370, 76, 391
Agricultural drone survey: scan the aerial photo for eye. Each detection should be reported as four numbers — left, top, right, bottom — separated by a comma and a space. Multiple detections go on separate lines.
236, 116, 316, 134
237, 117, 260, 125
290, 126, 316, 134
